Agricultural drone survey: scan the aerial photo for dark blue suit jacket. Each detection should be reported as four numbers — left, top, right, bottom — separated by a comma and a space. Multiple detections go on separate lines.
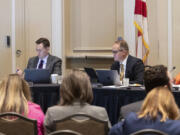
109, 112, 180, 135
111, 55, 144, 84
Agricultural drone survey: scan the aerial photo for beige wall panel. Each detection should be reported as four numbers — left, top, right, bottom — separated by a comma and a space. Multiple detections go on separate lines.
172, 0, 180, 75
66, 58, 113, 70
147, 0, 168, 66
117, 0, 124, 38
15, 0, 26, 69
70, 0, 118, 52
64, 0, 71, 70
156, 0, 168, 66
0, 0, 12, 78
65, 0, 123, 71
147, 0, 158, 65
25, 0, 52, 63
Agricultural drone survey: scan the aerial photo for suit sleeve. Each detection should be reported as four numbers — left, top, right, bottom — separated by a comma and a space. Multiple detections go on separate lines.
44, 109, 54, 134
111, 62, 116, 70
119, 108, 126, 122
108, 122, 123, 135
110, 62, 119, 73
27, 58, 32, 69
131, 59, 144, 84
52, 58, 62, 75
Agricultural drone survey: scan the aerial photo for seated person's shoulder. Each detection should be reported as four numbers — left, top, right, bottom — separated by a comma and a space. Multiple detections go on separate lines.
121, 101, 142, 113
28, 101, 43, 111
27, 101, 44, 119
49, 55, 62, 62
87, 104, 107, 112
28, 56, 38, 60
109, 121, 123, 135
46, 105, 64, 113
125, 112, 138, 120
131, 55, 143, 63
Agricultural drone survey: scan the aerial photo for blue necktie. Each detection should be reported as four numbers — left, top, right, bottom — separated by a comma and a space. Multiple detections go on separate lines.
38, 60, 44, 69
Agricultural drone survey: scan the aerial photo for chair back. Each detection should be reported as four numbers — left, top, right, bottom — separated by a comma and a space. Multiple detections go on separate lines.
54, 113, 108, 135
0, 112, 37, 135
0, 132, 5, 135
48, 130, 82, 135
130, 129, 168, 135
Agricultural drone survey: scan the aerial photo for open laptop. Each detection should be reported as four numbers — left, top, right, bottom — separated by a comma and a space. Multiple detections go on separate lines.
96, 70, 121, 86
84, 67, 103, 87
84, 67, 98, 83
24, 69, 50, 83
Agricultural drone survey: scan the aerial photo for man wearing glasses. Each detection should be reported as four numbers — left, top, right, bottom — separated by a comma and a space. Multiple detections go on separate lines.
111, 39, 144, 84
17, 37, 62, 76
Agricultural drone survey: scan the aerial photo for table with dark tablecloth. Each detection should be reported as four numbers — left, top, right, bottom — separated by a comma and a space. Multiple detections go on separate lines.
30, 84, 60, 113
92, 86, 146, 125
30, 84, 180, 125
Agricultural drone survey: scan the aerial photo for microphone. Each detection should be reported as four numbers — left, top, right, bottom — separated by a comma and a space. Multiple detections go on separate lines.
169, 66, 176, 73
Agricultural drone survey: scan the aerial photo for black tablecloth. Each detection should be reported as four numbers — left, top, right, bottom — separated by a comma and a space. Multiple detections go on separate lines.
30, 84, 60, 113
92, 86, 146, 125
30, 84, 180, 125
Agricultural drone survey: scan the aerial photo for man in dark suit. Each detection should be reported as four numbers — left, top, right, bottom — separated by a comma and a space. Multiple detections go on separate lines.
119, 65, 171, 121
111, 40, 144, 84
17, 38, 62, 75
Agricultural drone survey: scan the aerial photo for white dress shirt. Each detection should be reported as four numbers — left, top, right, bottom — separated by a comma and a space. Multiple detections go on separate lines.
36, 55, 49, 69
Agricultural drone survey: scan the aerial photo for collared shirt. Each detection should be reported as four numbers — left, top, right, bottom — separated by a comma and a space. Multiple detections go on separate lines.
36, 55, 49, 69
119, 55, 128, 77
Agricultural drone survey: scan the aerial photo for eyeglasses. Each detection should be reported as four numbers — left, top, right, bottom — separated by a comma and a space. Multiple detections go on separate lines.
112, 49, 124, 54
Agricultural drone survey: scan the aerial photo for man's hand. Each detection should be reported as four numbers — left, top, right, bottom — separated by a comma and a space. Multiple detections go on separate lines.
16, 69, 24, 78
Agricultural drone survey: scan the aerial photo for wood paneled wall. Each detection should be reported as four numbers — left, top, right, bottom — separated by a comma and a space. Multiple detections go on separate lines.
64, 0, 123, 72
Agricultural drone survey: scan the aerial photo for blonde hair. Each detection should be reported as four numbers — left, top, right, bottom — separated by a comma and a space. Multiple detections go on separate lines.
0, 74, 31, 116
60, 69, 93, 105
138, 87, 180, 122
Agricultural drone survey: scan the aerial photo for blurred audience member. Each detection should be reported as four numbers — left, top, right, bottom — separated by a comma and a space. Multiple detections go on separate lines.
119, 65, 171, 120
174, 72, 180, 84
0, 74, 44, 135
44, 69, 111, 134
109, 87, 180, 135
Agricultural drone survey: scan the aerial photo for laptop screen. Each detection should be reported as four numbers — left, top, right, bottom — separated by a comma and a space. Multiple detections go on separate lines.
96, 70, 120, 86
84, 67, 98, 83
24, 69, 50, 83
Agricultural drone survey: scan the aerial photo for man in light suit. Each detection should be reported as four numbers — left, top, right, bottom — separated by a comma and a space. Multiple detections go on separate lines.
111, 40, 144, 84
17, 38, 62, 75
119, 65, 171, 121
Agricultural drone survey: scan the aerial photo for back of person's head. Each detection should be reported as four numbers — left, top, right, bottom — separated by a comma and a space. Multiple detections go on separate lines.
0, 74, 31, 116
114, 40, 129, 52
60, 69, 93, 105
138, 87, 180, 121
36, 37, 50, 48
144, 65, 170, 93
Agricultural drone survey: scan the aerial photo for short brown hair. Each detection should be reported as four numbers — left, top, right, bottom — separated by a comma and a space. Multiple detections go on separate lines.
36, 37, 50, 48
60, 69, 93, 105
115, 40, 129, 51
144, 65, 170, 93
